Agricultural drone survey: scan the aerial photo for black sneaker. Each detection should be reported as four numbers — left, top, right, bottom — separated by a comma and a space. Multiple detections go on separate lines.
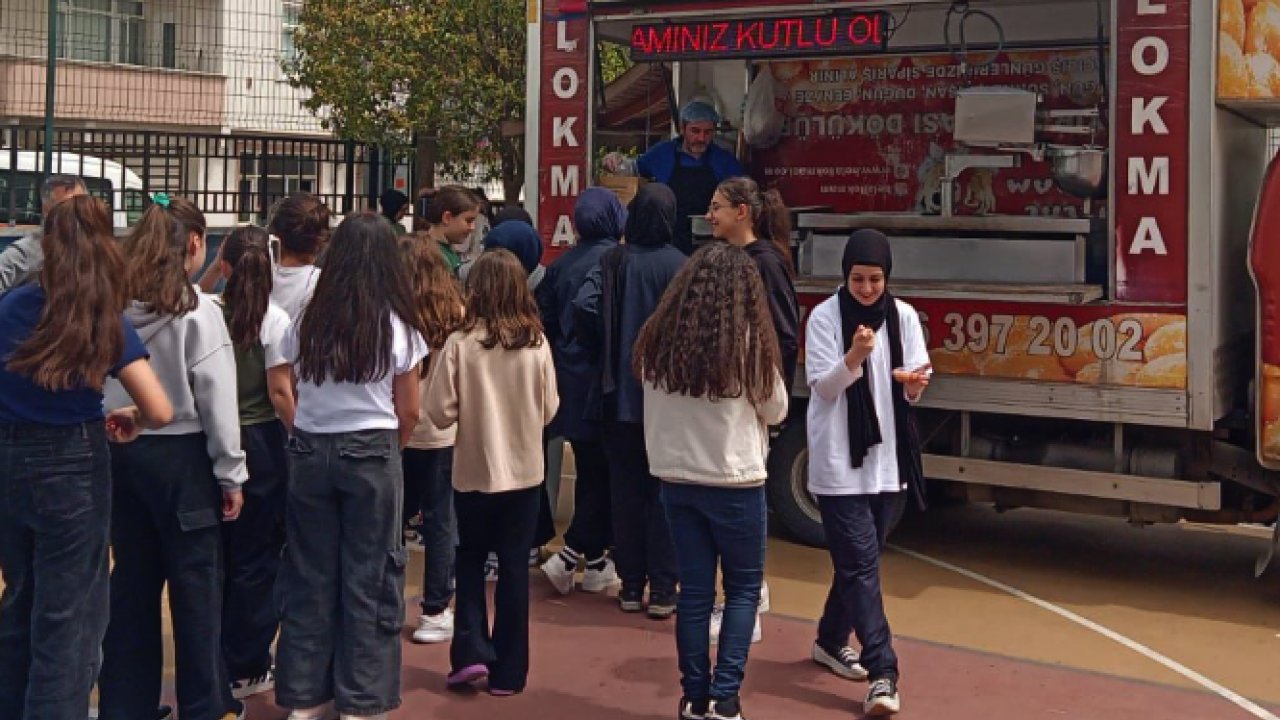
619, 587, 645, 613
864, 677, 901, 716
678, 696, 709, 720
707, 695, 746, 720
647, 591, 677, 620
811, 640, 869, 680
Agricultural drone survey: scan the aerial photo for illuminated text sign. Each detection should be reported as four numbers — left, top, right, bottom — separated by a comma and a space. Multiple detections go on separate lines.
629, 12, 890, 62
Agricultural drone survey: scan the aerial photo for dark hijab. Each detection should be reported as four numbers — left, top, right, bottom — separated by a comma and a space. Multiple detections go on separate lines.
484, 220, 543, 274
837, 230, 924, 504
574, 187, 627, 244
622, 183, 677, 247
493, 206, 534, 228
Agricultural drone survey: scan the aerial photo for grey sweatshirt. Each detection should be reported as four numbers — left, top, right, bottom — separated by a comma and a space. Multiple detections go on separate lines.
0, 232, 43, 293
104, 291, 248, 491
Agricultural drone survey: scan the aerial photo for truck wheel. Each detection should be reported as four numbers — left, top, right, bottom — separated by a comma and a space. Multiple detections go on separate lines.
767, 418, 827, 547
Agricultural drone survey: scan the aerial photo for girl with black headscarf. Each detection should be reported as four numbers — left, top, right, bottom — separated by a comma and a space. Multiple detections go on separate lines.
573, 182, 686, 619
802, 229, 930, 718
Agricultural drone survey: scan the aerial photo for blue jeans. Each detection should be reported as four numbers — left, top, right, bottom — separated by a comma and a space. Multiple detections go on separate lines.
402, 447, 456, 615
660, 482, 766, 702
275, 429, 406, 716
0, 422, 111, 720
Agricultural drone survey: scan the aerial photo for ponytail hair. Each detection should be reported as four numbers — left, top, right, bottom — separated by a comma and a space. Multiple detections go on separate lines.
757, 188, 795, 279
221, 226, 274, 350
122, 194, 205, 316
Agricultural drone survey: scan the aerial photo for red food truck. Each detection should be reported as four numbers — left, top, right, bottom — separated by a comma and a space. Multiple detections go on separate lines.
524, 0, 1280, 563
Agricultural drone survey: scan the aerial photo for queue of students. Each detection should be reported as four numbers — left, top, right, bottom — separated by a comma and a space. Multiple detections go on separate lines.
0, 178, 926, 720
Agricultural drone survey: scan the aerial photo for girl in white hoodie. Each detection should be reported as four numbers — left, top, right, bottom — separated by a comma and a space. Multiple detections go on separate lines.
633, 242, 788, 720
100, 194, 247, 720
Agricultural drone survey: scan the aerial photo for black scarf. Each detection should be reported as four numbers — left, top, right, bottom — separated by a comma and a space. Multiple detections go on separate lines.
838, 230, 925, 506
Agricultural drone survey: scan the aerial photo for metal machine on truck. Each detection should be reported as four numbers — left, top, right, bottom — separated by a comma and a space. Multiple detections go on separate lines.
524, 0, 1280, 566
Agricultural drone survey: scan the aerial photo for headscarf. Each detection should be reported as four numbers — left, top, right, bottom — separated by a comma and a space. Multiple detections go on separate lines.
622, 183, 677, 248
483, 219, 543, 275
493, 206, 534, 228
574, 187, 627, 244
836, 229, 924, 504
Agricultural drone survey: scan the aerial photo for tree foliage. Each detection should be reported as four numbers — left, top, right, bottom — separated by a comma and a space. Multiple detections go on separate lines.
286, 0, 527, 201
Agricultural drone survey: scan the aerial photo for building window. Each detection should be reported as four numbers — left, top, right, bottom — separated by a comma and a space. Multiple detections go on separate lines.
59, 0, 144, 66
281, 0, 303, 62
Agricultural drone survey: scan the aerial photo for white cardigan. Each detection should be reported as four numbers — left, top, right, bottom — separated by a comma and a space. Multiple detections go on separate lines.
805, 294, 930, 496
642, 373, 789, 487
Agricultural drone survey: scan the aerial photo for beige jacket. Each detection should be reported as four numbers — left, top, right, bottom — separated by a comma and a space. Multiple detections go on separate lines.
407, 353, 456, 450
425, 328, 559, 493
641, 373, 789, 488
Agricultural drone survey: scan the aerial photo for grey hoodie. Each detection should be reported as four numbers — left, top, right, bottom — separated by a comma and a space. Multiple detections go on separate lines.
104, 290, 248, 491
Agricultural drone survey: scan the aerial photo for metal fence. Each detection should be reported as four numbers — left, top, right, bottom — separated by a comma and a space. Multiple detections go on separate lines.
2, 126, 411, 229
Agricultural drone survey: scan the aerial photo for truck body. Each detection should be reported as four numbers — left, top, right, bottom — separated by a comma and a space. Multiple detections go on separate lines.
524, 0, 1280, 553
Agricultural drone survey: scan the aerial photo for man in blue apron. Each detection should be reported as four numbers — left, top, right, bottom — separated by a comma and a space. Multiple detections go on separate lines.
603, 101, 746, 255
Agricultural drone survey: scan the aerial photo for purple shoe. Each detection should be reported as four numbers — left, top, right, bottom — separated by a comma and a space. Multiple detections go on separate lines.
488, 687, 518, 697
447, 663, 489, 687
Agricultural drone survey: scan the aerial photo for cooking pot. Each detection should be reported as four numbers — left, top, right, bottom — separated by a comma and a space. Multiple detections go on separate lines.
1048, 145, 1107, 198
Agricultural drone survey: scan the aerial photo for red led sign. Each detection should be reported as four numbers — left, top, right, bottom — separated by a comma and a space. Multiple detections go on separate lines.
629, 12, 890, 61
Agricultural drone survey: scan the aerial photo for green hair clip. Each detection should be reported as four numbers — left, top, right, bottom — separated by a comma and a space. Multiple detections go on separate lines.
151, 192, 170, 208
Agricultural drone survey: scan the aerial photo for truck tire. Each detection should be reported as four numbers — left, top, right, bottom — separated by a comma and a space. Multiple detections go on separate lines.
767, 418, 827, 547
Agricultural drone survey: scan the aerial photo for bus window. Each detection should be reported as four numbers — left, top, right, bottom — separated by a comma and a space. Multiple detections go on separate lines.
0, 171, 42, 225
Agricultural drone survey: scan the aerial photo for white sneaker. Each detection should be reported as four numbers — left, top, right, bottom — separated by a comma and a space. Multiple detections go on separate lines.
541, 552, 577, 595
230, 668, 275, 699
812, 642, 869, 681
287, 703, 338, 720
759, 580, 771, 613
412, 608, 454, 643
864, 677, 901, 716
581, 558, 620, 593
708, 604, 762, 644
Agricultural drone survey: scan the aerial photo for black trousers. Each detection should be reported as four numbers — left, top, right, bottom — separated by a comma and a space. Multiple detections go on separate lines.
603, 421, 677, 597
98, 434, 235, 720
221, 420, 288, 680
450, 486, 540, 692
562, 438, 612, 559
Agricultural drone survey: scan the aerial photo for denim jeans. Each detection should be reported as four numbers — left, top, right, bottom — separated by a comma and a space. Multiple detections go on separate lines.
222, 420, 289, 680
402, 447, 456, 615
0, 422, 111, 720
275, 429, 406, 716
451, 486, 540, 692
815, 492, 906, 683
98, 433, 236, 720
660, 482, 766, 702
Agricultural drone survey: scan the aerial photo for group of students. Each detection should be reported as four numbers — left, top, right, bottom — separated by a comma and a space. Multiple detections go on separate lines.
0, 169, 929, 720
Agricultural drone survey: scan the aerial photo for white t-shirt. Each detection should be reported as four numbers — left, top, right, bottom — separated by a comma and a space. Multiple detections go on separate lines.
272, 264, 320, 321
283, 313, 429, 433
259, 303, 291, 368
805, 294, 930, 496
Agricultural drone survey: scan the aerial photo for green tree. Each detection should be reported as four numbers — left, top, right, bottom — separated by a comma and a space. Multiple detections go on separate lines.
286, 0, 527, 203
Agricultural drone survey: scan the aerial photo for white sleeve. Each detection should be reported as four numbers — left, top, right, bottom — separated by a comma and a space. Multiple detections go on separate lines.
393, 315, 430, 375
900, 302, 930, 371
806, 302, 862, 402
279, 319, 299, 366
260, 305, 292, 369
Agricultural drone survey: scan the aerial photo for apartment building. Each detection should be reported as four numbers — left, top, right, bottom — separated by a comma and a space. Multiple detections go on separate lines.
0, 0, 404, 227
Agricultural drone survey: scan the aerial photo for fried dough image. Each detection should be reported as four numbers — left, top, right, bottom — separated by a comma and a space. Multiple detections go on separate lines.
1143, 321, 1187, 362
1225, 0, 1247, 48
1220, 33, 1252, 97
1264, 418, 1280, 455
1262, 365, 1280, 421
981, 352, 1072, 382
930, 348, 982, 376
1247, 2, 1280, 58
1134, 353, 1187, 389
1075, 360, 1144, 386
1248, 50, 1280, 97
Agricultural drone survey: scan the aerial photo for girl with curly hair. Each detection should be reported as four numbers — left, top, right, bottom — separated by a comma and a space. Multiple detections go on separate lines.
632, 242, 789, 720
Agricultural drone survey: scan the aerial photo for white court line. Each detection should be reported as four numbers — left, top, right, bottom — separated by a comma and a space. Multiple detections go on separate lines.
888, 543, 1280, 720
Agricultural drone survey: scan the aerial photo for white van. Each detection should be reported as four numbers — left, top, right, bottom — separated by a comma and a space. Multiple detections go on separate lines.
0, 150, 147, 248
